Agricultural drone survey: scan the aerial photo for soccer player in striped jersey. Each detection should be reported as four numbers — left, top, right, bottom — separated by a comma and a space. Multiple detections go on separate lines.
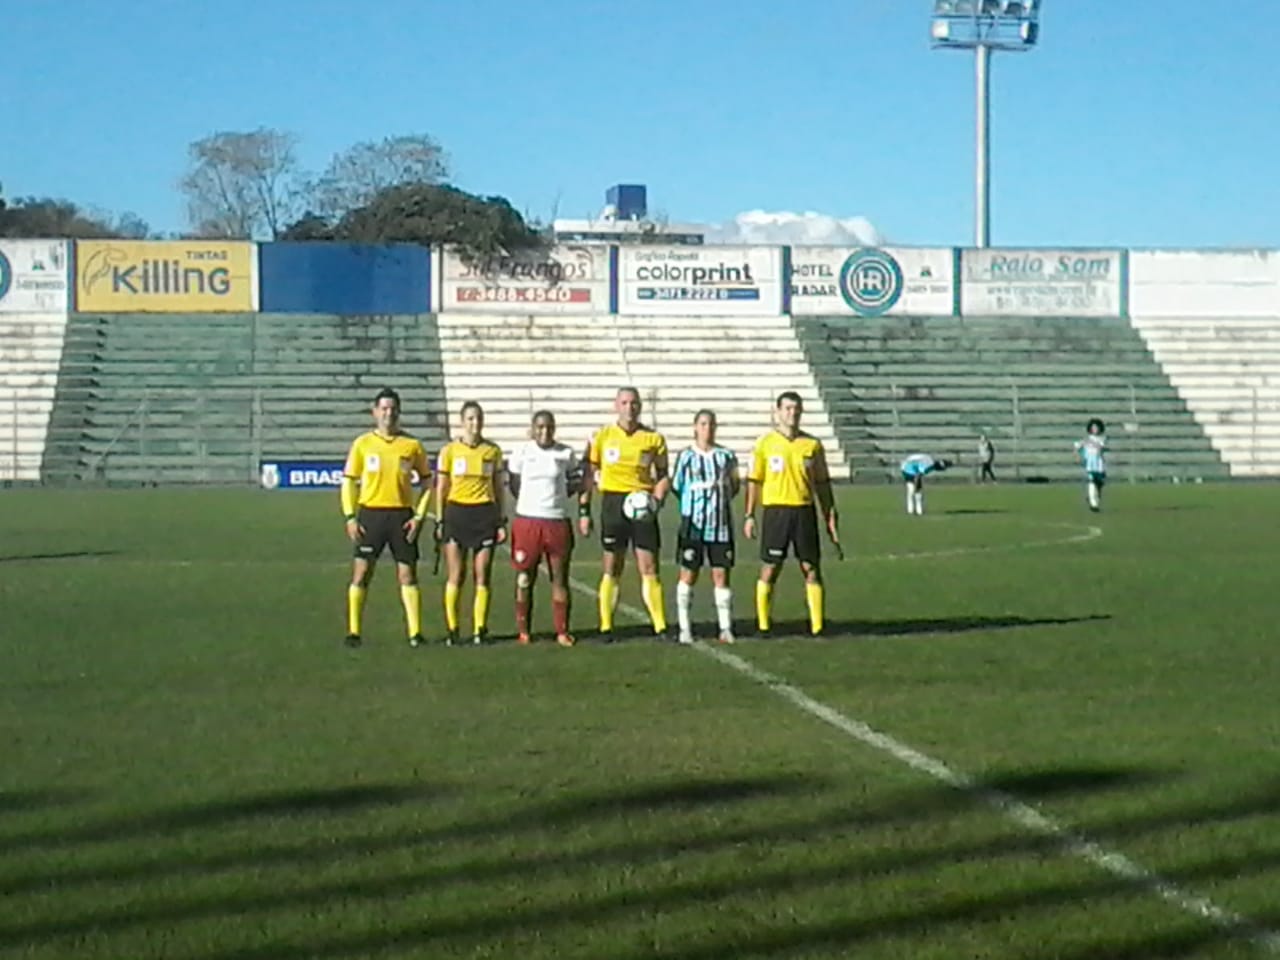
1074, 417, 1108, 513
900, 453, 952, 516
670, 410, 740, 645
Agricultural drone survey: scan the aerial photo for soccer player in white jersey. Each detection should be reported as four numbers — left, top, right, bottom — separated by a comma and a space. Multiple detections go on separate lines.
1074, 417, 1108, 513
900, 453, 951, 516
670, 410, 740, 645
508, 410, 585, 646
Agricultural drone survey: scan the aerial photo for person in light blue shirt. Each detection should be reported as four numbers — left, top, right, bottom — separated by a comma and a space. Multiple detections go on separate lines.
900, 453, 951, 516
1074, 417, 1108, 513
670, 410, 740, 644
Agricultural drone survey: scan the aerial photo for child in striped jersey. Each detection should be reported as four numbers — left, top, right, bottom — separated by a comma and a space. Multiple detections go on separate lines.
1074, 417, 1108, 513
670, 410, 740, 645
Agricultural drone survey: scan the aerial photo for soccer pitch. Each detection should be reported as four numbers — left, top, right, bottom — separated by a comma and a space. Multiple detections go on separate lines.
2, 482, 1279, 959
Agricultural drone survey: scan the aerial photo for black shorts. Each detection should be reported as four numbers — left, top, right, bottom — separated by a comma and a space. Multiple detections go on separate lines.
676, 524, 735, 571
760, 504, 821, 566
1088, 471, 1106, 488
443, 501, 501, 551
354, 507, 418, 565
600, 491, 661, 554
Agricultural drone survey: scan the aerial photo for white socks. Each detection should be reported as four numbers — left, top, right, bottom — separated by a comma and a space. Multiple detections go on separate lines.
906, 484, 924, 515
676, 581, 693, 636
714, 587, 733, 632
676, 581, 734, 638
1087, 481, 1100, 509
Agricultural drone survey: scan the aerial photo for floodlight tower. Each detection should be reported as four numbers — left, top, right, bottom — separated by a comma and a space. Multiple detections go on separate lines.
930, 0, 1042, 248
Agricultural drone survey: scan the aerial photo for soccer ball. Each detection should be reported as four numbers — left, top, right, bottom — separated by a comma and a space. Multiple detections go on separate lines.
621, 490, 656, 521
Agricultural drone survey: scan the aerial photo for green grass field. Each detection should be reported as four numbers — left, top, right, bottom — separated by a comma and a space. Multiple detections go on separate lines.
3, 481, 1279, 959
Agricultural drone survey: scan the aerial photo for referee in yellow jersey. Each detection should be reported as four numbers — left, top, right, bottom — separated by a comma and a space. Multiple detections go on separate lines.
743, 391, 839, 637
583, 386, 671, 640
435, 401, 507, 645
341, 387, 433, 648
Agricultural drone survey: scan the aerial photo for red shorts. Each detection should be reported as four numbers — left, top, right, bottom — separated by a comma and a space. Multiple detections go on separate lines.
510, 516, 573, 570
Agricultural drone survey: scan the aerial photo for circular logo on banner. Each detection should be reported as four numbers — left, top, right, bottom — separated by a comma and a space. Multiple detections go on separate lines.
0, 251, 12, 303
838, 249, 904, 317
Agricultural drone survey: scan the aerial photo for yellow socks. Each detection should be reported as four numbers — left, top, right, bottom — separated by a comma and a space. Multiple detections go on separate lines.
755, 580, 772, 631
473, 585, 491, 634
598, 574, 618, 631
642, 575, 666, 633
347, 585, 366, 636
805, 582, 824, 635
444, 582, 460, 632
400, 584, 422, 638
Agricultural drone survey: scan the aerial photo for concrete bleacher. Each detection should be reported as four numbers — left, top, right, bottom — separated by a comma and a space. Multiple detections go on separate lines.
0, 313, 68, 481
40, 313, 448, 484
1128, 316, 1280, 477
436, 312, 851, 478
794, 314, 1228, 482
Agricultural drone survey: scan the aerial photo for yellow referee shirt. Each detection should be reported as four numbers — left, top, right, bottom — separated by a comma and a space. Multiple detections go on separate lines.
748, 430, 828, 507
343, 432, 431, 509
588, 422, 668, 494
437, 439, 504, 505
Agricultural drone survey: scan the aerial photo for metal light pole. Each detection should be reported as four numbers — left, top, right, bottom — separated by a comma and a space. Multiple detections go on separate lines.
930, 0, 1042, 249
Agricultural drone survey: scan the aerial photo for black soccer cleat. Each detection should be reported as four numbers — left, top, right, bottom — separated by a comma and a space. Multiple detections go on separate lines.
756, 626, 773, 640
344, 633, 362, 648
443, 629, 460, 647
597, 628, 615, 644
408, 634, 426, 648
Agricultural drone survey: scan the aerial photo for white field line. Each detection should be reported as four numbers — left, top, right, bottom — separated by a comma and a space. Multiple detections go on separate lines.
560, 537, 1280, 954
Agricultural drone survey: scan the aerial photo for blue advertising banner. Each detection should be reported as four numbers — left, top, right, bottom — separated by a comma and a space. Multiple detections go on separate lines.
258, 243, 431, 314
259, 460, 345, 489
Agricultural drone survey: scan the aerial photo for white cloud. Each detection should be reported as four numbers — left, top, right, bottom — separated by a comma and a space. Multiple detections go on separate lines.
707, 209, 884, 246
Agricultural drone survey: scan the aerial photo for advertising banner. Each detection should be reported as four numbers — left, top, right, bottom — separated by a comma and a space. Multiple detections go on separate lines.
0, 240, 70, 313
960, 248, 1125, 318
441, 244, 608, 314
259, 459, 425, 489
617, 245, 783, 316
258, 242, 430, 314
788, 246, 955, 317
259, 460, 345, 490
1128, 250, 1280, 318
76, 240, 257, 312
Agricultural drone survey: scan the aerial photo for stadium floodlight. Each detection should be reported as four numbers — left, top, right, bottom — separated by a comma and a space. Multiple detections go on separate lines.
929, 0, 1043, 248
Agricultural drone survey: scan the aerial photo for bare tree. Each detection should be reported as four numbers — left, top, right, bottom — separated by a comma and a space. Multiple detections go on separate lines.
179, 128, 301, 239
307, 134, 448, 222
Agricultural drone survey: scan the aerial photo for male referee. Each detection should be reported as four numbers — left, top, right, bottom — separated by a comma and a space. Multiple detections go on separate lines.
744, 391, 839, 637
340, 387, 433, 648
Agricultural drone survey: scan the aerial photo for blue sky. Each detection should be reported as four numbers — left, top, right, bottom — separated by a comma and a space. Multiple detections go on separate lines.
3, 0, 1277, 249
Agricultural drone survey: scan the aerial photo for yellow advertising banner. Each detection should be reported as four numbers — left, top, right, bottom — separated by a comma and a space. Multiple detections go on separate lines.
76, 240, 256, 312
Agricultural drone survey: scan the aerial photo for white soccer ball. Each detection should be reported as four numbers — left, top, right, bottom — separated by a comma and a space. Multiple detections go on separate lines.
621, 490, 656, 521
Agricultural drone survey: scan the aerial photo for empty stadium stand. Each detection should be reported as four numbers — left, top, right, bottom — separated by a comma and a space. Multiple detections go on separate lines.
40, 313, 448, 484
1129, 316, 1280, 477
435, 312, 851, 478
794, 314, 1228, 482
0, 313, 67, 482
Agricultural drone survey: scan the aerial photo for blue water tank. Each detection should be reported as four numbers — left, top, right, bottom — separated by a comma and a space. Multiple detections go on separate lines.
606, 184, 647, 220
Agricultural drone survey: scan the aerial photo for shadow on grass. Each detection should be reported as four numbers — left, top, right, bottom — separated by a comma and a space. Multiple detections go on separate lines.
0, 788, 90, 815
942, 508, 1010, 515
760, 612, 1112, 641
10, 768, 1280, 960
0, 783, 441, 856
0, 550, 121, 564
